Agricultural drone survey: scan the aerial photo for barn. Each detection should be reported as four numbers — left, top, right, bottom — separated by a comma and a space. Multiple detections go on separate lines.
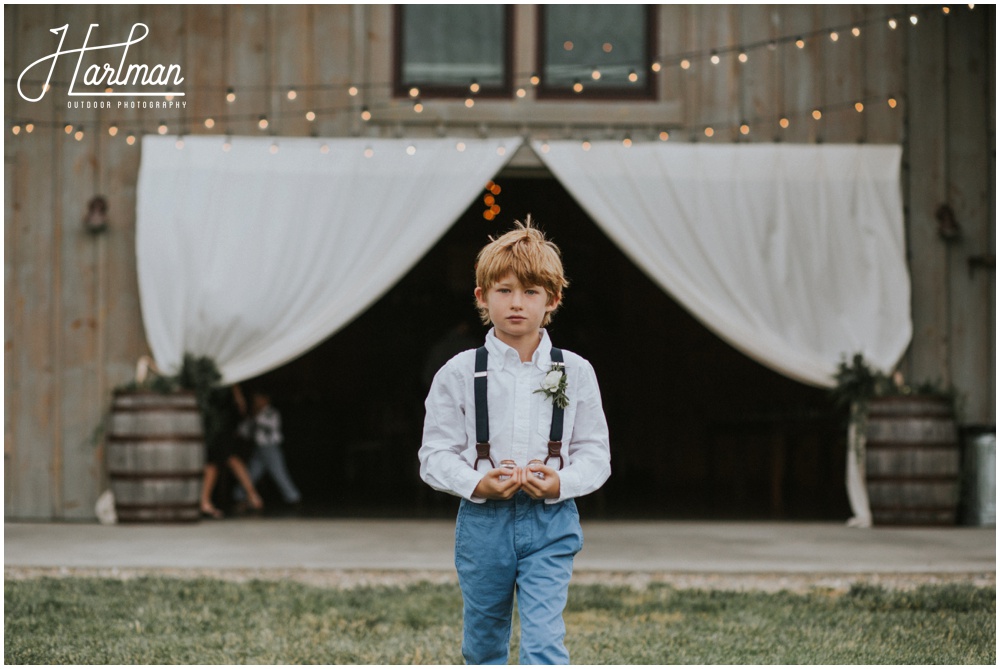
4, 5, 994, 522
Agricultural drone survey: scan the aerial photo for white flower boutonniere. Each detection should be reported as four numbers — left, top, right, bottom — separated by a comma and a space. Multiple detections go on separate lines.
535, 364, 569, 409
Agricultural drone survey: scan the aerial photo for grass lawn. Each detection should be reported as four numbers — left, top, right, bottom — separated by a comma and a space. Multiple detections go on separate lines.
4, 577, 995, 664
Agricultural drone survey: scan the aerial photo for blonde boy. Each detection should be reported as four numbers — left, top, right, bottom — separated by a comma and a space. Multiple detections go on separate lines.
419, 217, 611, 664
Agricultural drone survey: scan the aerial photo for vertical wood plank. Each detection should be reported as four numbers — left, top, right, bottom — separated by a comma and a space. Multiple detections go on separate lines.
777, 5, 819, 143
863, 5, 905, 144
818, 5, 863, 143
186, 5, 225, 137
697, 5, 739, 142
738, 5, 778, 142
902, 9, 949, 391
945, 7, 993, 424
227, 5, 269, 137
10, 5, 59, 519
311, 5, 354, 138
658, 4, 684, 135
272, 5, 312, 137
57, 4, 103, 519
4, 4, 20, 515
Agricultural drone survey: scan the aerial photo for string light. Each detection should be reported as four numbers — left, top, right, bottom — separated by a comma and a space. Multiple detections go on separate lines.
287, 88, 297, 100
738, 52, 748, 63
830, 31, 839, 42
175, 137, 184, 150
812, 109, 822, 120
409, 87, 419, 98
529, 73, 540, 86
348, 85, 359, 96
581, 139, 591, 151
456, 141, 466, 152
320, 143, 330, 154
563, 41, 574, 51
64, 124, 73, 134
25, 123, 34, 134
855, 101, 864, 112
226, 87, 236, 103
464, 98, 474, 108
680, 59, 691, 70
204, 118, 215, 129
659, 130, 669, 141
363, 147, 374, 158
779, 117, 790, 129
74, 126, 84, 141
942, 6, 951, 14
852, 26, 861, 37
710, 50, 720, 65
222, 137, 232, 151
496, 146, 505, 156
108, 124, 118, 136
628, 69, 638, 82
591, 67, 601, 81
540, 141, 550, 153
413, 99, 423, 113
12, 124, 20, 135
126, 132, 136, 146
622, 134, 632, 147
910, 14, 919, 25
651, 62, 661, 72
469, 80, 480, 93
305, 111, 316, 121
888, 17, 898, 29
704, 126, 714, 137
157, 121, 168, 135
516, 88, 527, 98
795, 37, 805, 49
361, 106, 372, 121
572, 79, 583, 93
269, 141, 279, 154
602, 42, 613, 53
258, 115, 269, 130
740, 122, 750, 135
887, 96, 897, 108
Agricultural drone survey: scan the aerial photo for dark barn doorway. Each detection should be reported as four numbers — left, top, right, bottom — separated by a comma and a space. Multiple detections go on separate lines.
244, 176, 850, 520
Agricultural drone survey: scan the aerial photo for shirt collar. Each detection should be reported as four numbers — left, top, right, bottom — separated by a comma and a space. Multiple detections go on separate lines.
485, 327, 553, 371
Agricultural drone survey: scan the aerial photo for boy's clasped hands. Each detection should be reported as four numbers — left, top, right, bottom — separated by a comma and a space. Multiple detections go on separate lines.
473, 462, 560, 501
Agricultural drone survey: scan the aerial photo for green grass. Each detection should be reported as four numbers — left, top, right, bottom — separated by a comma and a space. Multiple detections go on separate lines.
4, 578, 995, 664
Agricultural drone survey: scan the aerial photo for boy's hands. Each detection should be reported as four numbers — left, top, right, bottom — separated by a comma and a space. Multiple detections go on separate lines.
520, 463, 560, 500
472, 463, 561, 501
473, 467, 522, 500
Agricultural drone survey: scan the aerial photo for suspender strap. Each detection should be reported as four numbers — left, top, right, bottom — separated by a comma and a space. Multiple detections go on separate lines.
545, 347, 566, 470
472, 345, 567, 471
473, 347, 493, 470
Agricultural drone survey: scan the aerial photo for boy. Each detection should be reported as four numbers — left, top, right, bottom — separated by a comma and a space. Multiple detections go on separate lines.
236, 389, 302, 507
419, 217, 611, 664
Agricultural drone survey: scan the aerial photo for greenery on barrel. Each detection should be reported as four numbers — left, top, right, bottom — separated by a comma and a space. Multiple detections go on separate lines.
830, 353, 960, 416
117, 354, 233, 450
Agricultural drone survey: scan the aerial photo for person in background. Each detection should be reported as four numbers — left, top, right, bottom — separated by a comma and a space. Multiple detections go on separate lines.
235, 389, 303, 508
199, 384, 263, 519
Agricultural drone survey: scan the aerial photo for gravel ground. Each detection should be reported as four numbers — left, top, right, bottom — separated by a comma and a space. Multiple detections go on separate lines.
5, 567, 994, 593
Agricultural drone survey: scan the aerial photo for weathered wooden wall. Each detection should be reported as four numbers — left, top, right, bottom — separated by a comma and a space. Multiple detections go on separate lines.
4, 5, 994, 519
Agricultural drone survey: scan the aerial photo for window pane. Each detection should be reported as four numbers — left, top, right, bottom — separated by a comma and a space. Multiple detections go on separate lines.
542, 5, 650, 91
400, 6, 507, 88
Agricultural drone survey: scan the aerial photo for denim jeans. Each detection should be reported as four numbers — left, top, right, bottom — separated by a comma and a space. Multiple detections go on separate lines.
454, 491, 584, 665
235, 445, 301, 504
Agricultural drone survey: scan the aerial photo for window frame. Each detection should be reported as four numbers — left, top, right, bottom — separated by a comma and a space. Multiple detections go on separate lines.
535, 5, 658, 101
392, 5, 515, 99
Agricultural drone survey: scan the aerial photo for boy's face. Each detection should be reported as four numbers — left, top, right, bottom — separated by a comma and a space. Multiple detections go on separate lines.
474, 273, 560, 346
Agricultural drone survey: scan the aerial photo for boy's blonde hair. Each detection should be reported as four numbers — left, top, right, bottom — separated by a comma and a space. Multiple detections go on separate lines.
475, 215, 568, 326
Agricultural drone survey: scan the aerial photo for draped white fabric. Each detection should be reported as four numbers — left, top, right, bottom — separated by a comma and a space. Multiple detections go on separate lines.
136, 135, 521, 383
534, 141, 911, 389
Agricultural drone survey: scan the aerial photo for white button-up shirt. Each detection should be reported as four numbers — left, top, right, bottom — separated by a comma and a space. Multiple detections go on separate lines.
419, 328, 611, 503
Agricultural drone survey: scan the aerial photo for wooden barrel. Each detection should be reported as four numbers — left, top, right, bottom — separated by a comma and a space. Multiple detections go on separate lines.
865, 395, 959, 525
107, 390, 204, 522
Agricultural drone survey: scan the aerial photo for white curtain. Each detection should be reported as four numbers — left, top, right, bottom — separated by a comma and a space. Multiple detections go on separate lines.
136, 135, 521, 383
534, 141, 911, 388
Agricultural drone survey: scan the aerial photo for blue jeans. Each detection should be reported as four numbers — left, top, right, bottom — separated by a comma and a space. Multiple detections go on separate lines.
454, 491, 584, 665
235, 445, 301, 504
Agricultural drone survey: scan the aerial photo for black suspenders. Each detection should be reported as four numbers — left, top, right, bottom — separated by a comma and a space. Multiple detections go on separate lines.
472, 346, 565, 471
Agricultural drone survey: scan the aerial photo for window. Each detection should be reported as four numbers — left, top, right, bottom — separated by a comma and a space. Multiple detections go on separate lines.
394, 5, 513, 98
537, 5, 656, 99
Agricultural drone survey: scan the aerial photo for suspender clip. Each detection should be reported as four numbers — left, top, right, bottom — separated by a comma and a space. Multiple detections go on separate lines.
474, 442, 495, 470
544, 440, 565, 471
